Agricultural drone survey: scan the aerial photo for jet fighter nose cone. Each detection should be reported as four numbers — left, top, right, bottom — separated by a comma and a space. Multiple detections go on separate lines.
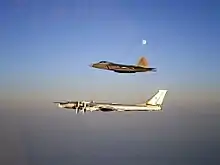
89, 64, 94, 67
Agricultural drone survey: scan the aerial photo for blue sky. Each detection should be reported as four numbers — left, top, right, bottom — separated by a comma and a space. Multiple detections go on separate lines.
0, 0, 219, 108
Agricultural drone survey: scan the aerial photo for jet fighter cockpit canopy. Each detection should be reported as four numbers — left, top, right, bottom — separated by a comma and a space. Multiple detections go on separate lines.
99, 61, 109, 63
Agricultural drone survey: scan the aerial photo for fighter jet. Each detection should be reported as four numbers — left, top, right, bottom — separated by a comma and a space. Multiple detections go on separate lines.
90, 56, 156, 73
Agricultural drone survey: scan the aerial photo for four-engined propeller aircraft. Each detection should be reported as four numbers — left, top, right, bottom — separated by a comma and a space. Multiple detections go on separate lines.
54, 90, 168, 114
90, 57, 156, 73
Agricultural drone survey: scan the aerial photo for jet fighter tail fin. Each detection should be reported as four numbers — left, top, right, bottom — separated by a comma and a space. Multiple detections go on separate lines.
137, 57, 148, 67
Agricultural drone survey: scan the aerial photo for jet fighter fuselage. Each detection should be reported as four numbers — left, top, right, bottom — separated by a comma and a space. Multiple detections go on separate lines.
90, 57, 157, 73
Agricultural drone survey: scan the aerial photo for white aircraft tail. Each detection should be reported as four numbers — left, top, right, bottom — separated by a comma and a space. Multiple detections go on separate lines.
146, 90, 168, 106
137, 57, 148, 67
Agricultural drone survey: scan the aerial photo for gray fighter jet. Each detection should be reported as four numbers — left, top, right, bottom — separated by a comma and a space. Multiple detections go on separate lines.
90, 57, 156, 73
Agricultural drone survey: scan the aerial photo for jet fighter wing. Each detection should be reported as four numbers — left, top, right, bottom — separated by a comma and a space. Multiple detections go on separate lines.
113, 63, 135, 69
116, 64, 157, 71
112, 63, 150, 69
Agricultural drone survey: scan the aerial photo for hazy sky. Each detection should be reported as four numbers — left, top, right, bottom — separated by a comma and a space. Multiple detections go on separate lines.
0, 2, 220, 165
0, 0, 219, 108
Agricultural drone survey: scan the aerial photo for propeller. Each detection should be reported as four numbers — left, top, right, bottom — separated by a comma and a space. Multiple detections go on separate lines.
81, 101, 87, 114
75, 101, 80, 114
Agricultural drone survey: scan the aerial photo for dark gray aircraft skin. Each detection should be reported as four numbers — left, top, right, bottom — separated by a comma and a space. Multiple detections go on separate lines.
90, 57, 157, 73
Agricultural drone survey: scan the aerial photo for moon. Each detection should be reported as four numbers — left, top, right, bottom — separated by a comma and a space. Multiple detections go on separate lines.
142, 40, 147, 45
